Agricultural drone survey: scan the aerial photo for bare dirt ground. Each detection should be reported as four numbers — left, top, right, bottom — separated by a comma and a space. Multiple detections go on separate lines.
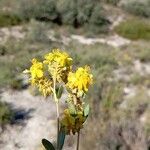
0, 89, 56, 150
0, 26, 25, 44
0, 89, 75, 150
71, 34, 130, 47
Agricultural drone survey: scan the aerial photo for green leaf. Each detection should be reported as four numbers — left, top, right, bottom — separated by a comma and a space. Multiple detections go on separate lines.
42, 139, 55, 150
58, 127, 66, 150
68, 103, 76, 115
56, 86, 63, 99
84, 104, 90, 117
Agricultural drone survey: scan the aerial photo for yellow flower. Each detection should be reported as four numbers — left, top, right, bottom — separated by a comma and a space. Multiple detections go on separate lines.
44, 49, 72, 82
23, 59, 52, 96
23, 58, 44, 84
44, 49, 72, 67
38, 78, 52, 97
30, 59, 43, 78
67, 66, 93, 95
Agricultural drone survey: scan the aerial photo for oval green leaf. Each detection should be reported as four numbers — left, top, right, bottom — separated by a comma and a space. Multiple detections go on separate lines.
56, 86, 63, 99
42, 139, 55, 150
58, 127, 66, 150
84, 104, 90, 117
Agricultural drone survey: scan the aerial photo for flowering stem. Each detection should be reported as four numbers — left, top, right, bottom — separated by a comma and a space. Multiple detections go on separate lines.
76, 131, 80, 150
56, 102, 60, 150
53, 75, 60, 150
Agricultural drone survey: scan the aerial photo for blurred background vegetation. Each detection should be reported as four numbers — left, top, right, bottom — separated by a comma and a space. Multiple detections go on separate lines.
0, 0, 150, 150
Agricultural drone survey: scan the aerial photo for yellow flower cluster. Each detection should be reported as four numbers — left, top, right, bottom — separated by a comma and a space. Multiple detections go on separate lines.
24, 49, 93, 136
44, 49, 72, 67
61, 109, 86, 135
23, 58, 52, 96
38, 78, 52, 97
24, 49, 73, 96
44, 49, 72, 82
24, 59, 44, 84
67, 66, 93, 96
63, 66, 93, 133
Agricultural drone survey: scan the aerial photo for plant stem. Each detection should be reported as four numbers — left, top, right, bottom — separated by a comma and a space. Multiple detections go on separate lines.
56, 102, 60, 150
53, 75, 60, 150
76, 131, 80, 150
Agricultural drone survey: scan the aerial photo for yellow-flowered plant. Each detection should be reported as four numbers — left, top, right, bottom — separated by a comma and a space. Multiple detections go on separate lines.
23, 49, 93, 150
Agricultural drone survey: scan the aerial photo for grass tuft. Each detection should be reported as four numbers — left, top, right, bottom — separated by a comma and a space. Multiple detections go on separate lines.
115, 18, 150, 40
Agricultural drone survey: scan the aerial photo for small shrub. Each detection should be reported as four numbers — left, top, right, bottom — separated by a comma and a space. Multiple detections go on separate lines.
10, 76, 28, 90
115, 19, 150, 40
18, 0, 58, 22
88, 5, 110, 33
130, 74, 150, 86
136, 48, 150, 62
104, 0, 120, 5
0, 60, 14, 87
56, 0, 77, 26
25, 20, 50, 43
0, 13, 23, 27
57, 0, 95, 27
0, 45, 7, 56
85, 53, 117, 72
0, 39, 21, 55
10, 79, 23, 90
122, 0, 150, 18
0, 101, 13, 126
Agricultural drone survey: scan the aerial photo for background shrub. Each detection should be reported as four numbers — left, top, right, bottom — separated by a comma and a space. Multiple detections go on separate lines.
18, 0, 58, 22
25, 20, 50, 43
103, 0, 120, 6
115, 18, 150, 40
57, 0, 110, 29
88, 5, 110, 33
56, 0, 78, 26
17, 0, 110, 32
57, 0, 95, 27
122, 0, 150, 18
